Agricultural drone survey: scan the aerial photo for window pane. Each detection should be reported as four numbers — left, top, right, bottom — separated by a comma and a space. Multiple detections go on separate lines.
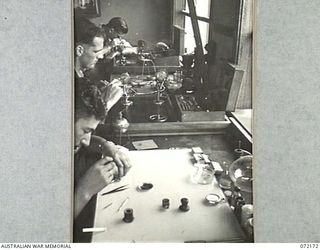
184, 17, 209, 54
184, 0, 211, 19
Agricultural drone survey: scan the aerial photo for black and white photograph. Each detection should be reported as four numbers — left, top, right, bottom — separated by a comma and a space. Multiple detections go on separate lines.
73, 0, 253, 243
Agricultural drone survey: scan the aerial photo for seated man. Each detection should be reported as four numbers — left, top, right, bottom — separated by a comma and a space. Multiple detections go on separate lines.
74, 78, 131, 219
74, 16, 123, 112
101, 17, 137, 59
74, 17, 130, 176
74, 79, 132, 242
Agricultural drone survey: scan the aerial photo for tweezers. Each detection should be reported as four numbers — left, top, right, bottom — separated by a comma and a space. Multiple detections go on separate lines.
101, 184, 129, 196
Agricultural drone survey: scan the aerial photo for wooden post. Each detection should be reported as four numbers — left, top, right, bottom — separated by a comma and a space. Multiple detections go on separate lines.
187, 0, 207, 87
226, 63, 244, 112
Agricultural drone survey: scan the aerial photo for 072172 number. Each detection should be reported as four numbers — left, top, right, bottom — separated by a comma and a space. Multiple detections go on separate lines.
300, 244, 319, 249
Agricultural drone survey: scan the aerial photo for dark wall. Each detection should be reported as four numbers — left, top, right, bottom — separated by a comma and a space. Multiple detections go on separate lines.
90, 0, 173, 46
208, 0, 252, 109
210, 0, 241, 64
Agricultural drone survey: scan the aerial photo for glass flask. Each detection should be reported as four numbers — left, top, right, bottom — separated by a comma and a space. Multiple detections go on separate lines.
229, 155, 253, 193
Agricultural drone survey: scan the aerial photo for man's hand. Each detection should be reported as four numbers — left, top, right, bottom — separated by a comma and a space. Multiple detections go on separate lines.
111, 38, 137, 55
100, 142, 132, 180
100, 79, 124, 111
74, 156, 118, 217
78, 157, 118, 198
111, 38, 132, 48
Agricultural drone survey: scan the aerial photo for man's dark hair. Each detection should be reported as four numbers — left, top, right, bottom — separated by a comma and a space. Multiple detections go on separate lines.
75, 78, 106, 121
104, 17, 128, 35
74, 16, 105, 44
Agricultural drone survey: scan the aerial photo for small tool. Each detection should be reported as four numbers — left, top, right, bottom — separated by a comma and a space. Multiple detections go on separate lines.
101, 185, 129, 196
103, 202, 113, 210
117, 197, 129, 212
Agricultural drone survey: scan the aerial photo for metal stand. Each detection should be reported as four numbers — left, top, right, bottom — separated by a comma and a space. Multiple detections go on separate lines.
119, 54, 126, 66
141, 59, 156, 76
149, 80, 167, 123
112, 111, 130, 145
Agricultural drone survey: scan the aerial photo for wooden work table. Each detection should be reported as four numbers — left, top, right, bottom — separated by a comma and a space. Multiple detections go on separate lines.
75, 101, 252, 243
74, 121, 253, 243
91, 149, 245, 242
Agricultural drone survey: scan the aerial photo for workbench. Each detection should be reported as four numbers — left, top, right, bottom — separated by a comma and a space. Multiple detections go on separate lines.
91, 149, 245, 242
74, 127, 252, 242
74, 70, 252, 242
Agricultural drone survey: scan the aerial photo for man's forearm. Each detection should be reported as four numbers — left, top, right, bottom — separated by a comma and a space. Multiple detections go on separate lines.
74, 184, 92, 218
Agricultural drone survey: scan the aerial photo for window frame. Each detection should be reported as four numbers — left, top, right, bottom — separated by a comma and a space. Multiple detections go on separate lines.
172, 0, 212, 54
173, 0, 245, 65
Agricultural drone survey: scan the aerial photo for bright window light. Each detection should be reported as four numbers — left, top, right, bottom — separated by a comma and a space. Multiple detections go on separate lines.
184, 17, 210, 54
183, 0, 211, 53
184, 0, 211, 18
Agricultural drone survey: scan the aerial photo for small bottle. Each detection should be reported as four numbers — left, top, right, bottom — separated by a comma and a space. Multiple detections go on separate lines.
223, 190, 233, 204
234, 197, 245, 222
243, 217, 254, 242
230, 186, 242, 210
233, 186, 242, 198
162, 198, 170, 209
112, 112, 130, 134
179, 198, 190, 212
234, 140, 243, 159
241, 204, 253, 227
218, 161, 233, 190
123, 208, 134, 223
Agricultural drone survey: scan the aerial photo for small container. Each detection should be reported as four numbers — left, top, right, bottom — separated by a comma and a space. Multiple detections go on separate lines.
234, 148, 243, 159
234, 197, 246, 222
162, 198, 170, 209
138, 183, 153, 191
179, 198, 190, 211
191, 164, 215, 185
205, 194, 224, 206
223, 190, 233, 204
123, 208, 134, 223
241, 204, 253, 227
244, 217, 254, 241
218, 175, 233, 190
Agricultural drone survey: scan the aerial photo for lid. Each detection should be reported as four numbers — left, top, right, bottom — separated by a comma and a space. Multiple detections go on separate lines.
205, 194, 224, 205
138, 182, 153, 191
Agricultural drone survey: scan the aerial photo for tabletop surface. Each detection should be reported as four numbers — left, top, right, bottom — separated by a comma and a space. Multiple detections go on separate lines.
92, 149, 245, 242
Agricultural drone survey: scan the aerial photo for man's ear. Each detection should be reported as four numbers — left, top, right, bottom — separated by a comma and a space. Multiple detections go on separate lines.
76, 45, 84, 57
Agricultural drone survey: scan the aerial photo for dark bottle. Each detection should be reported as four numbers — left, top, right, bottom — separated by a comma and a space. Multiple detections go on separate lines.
234, 197, 245, 222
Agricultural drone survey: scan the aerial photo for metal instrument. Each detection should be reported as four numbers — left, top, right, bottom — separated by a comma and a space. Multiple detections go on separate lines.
149, 70, 168, 122
101, 184, 129, 196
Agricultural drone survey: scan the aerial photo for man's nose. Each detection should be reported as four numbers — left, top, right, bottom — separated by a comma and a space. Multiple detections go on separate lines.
80, 134, 91, 147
